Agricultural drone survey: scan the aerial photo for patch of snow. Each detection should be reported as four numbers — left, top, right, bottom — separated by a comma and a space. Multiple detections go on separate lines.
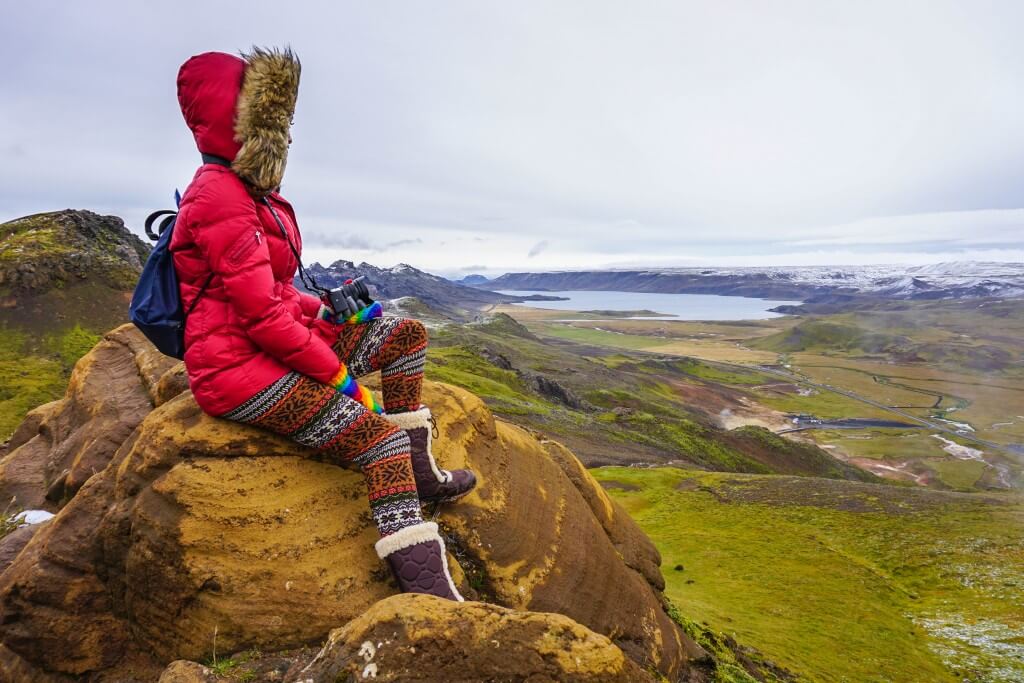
13, 510, 54, 525
936, 418, 975, 432
931, 435, 984, 461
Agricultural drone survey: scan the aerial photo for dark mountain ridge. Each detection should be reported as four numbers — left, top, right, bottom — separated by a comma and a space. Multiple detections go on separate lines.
299, 261, 562, 320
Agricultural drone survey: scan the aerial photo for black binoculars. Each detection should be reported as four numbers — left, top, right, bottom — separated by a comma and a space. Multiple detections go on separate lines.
325, 276, 376, 319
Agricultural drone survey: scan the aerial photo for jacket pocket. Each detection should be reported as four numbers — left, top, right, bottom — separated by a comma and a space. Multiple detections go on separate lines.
225, 229, 263, 267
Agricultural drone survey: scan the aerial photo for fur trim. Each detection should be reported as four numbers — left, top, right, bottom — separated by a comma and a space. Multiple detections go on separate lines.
232, 46, 300, 195
439, 539, 465, 601
374, 522, 464, 601
382, 406, 431, 430
383, 406, 451, 483
374, 521, 441, 558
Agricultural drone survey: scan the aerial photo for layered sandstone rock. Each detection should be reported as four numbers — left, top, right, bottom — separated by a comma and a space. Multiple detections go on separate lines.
0, 325, 178, 509
0, 326, 705, 681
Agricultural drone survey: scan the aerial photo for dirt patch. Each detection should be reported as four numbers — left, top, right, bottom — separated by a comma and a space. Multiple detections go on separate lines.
600, 480, 640, 492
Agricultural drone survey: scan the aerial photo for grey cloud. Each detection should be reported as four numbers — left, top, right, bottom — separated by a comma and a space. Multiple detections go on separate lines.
527, 240, 550, 258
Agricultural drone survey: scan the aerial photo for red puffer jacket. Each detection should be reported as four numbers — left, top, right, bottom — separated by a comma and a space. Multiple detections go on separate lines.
171, 50, 340, 415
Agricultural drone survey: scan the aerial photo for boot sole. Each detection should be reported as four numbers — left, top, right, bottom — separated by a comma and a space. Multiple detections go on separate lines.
420, 484, 477, 506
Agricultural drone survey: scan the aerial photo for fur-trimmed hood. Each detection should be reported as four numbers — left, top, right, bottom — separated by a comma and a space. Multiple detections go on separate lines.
177, 47, 300, 195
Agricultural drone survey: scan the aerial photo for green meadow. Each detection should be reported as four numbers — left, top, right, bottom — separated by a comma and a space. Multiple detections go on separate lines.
593, 466, 1024, 683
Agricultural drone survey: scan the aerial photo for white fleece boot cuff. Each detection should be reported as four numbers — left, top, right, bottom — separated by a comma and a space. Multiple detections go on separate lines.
375, 521, 441, 558
381, 405, 431, 430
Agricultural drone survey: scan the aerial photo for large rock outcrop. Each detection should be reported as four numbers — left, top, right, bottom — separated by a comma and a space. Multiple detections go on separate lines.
289, 594, 657, 682
0, 325, 705, 681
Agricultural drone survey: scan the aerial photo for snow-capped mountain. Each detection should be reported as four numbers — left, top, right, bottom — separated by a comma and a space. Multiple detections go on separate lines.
484, 262, 1024, 301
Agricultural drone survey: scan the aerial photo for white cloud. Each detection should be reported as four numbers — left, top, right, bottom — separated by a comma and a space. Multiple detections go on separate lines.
1, 1, 1023, 274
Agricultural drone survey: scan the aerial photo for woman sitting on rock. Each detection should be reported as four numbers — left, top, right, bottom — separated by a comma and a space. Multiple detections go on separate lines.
170, 47, 475, 600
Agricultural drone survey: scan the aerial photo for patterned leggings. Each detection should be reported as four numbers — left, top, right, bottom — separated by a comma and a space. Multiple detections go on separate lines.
222, 316, 427, 537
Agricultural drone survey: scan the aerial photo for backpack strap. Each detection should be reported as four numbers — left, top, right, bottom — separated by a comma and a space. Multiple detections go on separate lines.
144, 210, 177, 240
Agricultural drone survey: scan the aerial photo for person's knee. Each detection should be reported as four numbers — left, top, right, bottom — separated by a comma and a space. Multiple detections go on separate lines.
399, 318, 428, 350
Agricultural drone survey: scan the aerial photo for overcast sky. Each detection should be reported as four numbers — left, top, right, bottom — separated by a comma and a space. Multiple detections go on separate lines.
2, 1, 1023, 276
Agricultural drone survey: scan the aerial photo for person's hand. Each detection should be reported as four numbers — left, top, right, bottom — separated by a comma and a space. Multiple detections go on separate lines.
328, 362, 384, 414
317, 300, 383, 325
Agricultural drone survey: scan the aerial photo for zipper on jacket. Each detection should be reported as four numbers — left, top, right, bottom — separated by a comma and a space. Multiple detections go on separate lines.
226, 229, 263, 265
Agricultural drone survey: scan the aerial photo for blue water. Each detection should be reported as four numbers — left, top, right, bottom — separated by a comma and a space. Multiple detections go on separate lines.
495, 290, 799, 320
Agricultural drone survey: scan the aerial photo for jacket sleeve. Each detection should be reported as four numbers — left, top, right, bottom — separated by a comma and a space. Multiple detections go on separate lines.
298, 291, 324, 318
191, 187, 341, 384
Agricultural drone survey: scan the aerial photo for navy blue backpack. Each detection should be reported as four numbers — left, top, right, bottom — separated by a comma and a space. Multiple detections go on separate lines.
129, 190, 213, 359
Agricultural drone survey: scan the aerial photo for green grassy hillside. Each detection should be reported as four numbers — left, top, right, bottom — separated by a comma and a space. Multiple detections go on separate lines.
0, 210, 147, 438
751, 319, 908, 355
426, 312, 874, 480
593, 467, 1024, 683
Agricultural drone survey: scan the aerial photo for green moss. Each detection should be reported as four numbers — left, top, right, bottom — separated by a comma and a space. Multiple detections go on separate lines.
0, 326, 68, 439
0, 226, 76, 262
0, 323, 105, 440
44, 324, 102, 369
0, 498, 27, 540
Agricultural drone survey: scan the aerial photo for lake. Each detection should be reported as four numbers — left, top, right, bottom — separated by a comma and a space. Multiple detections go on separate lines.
495, 289, 800, 320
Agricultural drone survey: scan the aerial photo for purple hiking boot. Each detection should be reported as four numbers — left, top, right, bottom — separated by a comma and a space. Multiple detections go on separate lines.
384, 406, 477, 504
374, 521, 464, 601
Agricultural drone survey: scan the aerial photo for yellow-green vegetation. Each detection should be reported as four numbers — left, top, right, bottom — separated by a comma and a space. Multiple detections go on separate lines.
594, 466, 1024, 683
815, 428, 949, 460
0, 324, 101, 439
665, 601, 792, 683
427, 321, 869, 477
1, 498, 26, 540
529, 318, 779, 363
668, 358, 775, 385
751, 385, 895, 421
752, 319, 908, 355
426, 346, 555, 416
531, 321, 669, 350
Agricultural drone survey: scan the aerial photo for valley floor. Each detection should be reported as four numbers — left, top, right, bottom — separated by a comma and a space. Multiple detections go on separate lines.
593, 467, 1024, 683
491, 299, 1024, 492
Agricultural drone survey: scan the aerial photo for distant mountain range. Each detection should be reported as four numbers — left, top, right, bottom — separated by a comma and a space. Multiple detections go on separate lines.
298, 261, 563, 320
477, 262, 1024, 302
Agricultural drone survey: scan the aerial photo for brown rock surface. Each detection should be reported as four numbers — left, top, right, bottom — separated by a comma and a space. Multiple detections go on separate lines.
156, 660, 216, 683
289, 593, 657, 683
0, 329, 703, 681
